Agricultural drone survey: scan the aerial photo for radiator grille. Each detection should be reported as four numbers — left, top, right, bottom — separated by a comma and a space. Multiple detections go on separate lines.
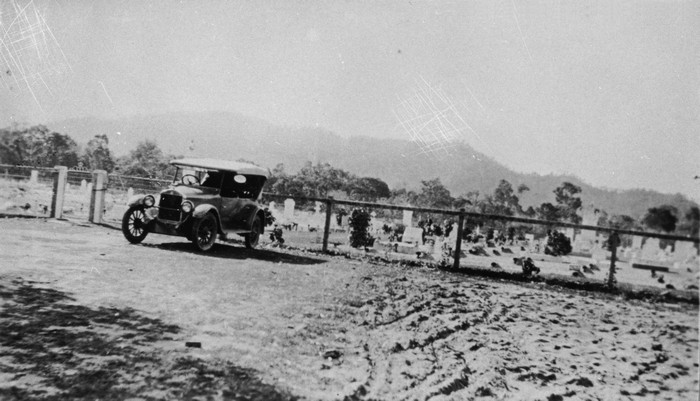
158, 194, 182, 221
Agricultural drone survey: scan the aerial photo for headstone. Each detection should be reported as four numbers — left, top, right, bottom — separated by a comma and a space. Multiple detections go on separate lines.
81, 179, 87, 192
284, 198, 295, 220
525, 234, 535, 243
447, 223, 459, 244
564, 228, 575, 241
29, 170, 39, 184
674, 242, 699, 262
127, 187, 134, 199
402, 210, 413, 227
314, 201, 322, 215
402, 227, 423, 244
641, 238, 660, 260
631, 236, 643, 250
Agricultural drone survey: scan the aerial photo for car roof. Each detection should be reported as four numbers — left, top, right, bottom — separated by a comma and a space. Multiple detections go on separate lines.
170, 158, 270, 177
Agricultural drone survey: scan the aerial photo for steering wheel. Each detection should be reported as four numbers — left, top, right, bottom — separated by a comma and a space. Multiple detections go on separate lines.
181, 174, 200, 186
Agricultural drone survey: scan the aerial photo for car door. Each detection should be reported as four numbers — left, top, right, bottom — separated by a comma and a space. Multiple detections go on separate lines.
219, 172, 257, 232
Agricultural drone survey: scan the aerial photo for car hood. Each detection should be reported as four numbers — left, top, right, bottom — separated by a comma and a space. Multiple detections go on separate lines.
161, 185, 219, 198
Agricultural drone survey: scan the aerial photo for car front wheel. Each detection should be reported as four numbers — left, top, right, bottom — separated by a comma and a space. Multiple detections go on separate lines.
192, 213, 218, 251
245, 215, 263, 249
122, 206, 149, 244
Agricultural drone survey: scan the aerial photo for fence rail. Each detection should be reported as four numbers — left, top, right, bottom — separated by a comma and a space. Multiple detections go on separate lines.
262, 192, 699, 244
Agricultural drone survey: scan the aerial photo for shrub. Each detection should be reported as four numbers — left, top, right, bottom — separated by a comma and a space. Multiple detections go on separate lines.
263, 208, 275, 227
349, 208, 373, 248
545, 230, 572, 256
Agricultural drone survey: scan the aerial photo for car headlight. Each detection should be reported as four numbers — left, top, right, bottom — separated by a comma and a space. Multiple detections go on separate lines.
143, 195, 155, 207
181, 201, 194, 213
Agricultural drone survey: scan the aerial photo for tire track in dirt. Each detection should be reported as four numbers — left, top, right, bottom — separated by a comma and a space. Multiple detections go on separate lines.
352, 278, 512, 400
347, 274, 698, 401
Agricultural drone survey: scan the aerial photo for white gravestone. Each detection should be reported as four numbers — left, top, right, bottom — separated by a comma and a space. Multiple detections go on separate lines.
631, 236, 643, 250
29, 170, 39, 184
402, 210, 413, 227
81, 179, 87, 192
284, 198, 295, 220
402, 227, 423, 245
641, 238, 660, 260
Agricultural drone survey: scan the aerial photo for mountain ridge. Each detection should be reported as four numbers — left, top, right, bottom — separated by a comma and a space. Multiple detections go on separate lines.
46, 111, 697, 219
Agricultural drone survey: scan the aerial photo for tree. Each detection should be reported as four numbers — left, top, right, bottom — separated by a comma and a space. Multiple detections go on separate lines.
677, 206, 699, 238
0, 125, 79, 167
642, 205, 679, 233
416, 178, 453, 209
116, 140, 173, 179
83, 134, 115, 172
271, 162, 350, 198
347, 177, 391, 201
488, 180, 523, 216
553, 182, 582, 224
608, 214, 637, 230
545, 230, 572, 256
536, 202, 560, 222
348, 209, 373, 248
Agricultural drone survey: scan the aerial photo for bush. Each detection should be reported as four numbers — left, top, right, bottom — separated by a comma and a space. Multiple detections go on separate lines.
545, 230, 572, 256
348, 208, 373, 248
263, 208, 275, 227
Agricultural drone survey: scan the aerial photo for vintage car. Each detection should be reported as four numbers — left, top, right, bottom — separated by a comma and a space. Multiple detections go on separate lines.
121, 158, 269, 251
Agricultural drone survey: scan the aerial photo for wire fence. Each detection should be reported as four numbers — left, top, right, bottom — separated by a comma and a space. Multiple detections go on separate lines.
262, 193, 699, 293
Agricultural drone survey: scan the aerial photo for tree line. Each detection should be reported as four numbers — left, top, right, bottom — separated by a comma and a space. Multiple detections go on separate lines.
0, 124, 178, 179
1, 124, 697, 239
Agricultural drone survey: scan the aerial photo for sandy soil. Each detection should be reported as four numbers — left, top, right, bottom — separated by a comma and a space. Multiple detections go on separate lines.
0, 218, 698, 400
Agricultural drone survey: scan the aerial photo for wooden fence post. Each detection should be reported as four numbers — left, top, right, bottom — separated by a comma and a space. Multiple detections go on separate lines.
322, 197, 334, 253
89, 170, 108, 224
453, 209, 465, 269
50, 166, 68, 219
607, 232, 620, 289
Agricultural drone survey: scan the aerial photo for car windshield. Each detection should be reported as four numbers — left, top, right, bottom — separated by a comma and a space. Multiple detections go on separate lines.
172, 166, 219, 187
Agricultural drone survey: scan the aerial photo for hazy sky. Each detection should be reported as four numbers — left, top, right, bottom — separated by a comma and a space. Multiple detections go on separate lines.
1, 0, 698, 200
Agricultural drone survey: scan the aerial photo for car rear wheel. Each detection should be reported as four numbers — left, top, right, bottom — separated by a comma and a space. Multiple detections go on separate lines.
192, 213, 218, 252
122, 206, 149, 244
245, 215, 263, 249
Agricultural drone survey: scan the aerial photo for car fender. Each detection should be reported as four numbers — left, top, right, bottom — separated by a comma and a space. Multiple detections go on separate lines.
247, 207, 265, 231
193, 204, 223, 232
127, 194, 148, 207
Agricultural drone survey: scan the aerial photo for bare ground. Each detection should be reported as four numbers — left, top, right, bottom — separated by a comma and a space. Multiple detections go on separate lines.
0, 218, 697, 400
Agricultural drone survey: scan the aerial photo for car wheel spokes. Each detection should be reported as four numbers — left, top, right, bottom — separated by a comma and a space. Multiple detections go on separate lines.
129, 211, 144, 236
198, 221, 213, 245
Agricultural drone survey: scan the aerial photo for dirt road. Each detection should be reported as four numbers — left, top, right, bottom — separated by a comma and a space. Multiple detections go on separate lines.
0, 218, 698, 400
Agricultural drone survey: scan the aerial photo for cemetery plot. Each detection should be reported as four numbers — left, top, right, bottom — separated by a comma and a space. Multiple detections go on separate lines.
263, 204, 699, 293
0, 166, 55, 217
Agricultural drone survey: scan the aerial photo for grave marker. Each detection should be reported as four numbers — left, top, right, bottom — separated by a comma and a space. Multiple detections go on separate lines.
403, 210, 413, 227
284, 198, 295, 220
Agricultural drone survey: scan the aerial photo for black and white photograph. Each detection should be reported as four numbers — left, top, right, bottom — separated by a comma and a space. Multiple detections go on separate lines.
0, 1, 698, 400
